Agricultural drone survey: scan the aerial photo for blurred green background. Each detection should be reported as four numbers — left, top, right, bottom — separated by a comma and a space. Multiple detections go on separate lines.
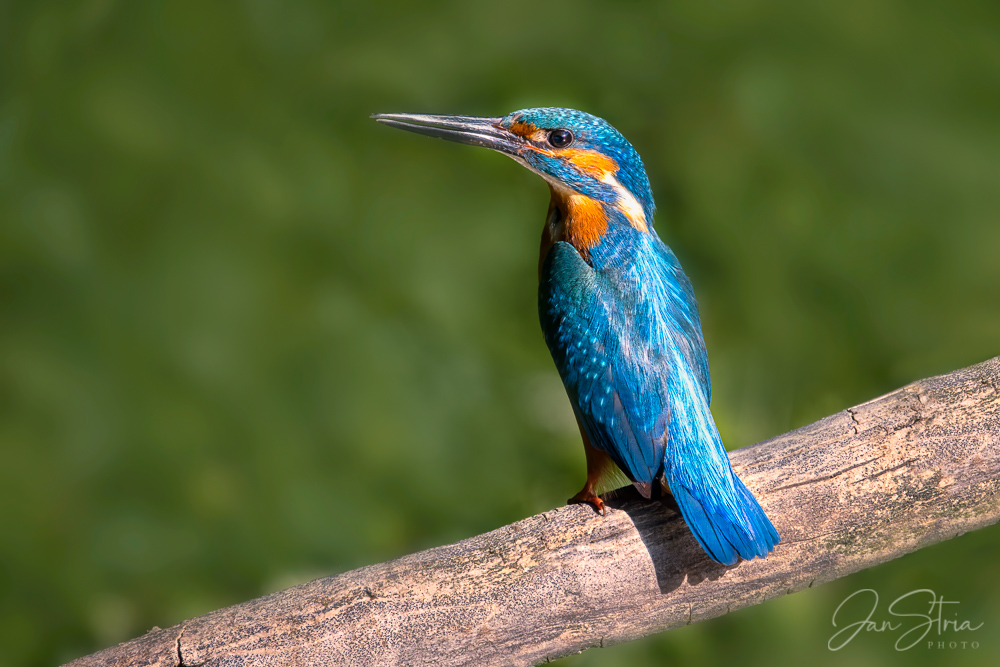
2, 0, 999, 665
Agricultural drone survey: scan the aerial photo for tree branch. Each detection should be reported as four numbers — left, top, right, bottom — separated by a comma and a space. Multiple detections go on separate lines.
69, 357, 1000, 666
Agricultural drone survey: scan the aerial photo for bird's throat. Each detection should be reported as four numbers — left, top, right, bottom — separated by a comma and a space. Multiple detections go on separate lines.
562, 192, 610, 251
539, 187, 609, 272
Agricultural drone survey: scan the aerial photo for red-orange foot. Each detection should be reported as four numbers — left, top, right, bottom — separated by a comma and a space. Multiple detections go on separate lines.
569, 489, 606, 515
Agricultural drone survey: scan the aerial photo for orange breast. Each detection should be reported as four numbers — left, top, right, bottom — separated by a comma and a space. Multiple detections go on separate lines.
563, 193, 608, 251
540, 186, 609, 267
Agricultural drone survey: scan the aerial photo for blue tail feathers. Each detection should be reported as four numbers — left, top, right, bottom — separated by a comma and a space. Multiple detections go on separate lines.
670, 473, 780, 566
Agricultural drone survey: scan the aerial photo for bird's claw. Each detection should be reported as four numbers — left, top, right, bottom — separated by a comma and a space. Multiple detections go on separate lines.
568, 491, 606, 515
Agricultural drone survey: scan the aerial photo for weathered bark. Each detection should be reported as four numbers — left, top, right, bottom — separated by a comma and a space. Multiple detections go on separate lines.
68, 357, 1000, 667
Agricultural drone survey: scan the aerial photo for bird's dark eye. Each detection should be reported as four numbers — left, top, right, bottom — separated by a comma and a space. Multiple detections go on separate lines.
547, 129, 574, 148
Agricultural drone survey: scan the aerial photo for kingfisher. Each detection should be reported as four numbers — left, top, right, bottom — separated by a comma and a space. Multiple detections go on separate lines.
373, 108, 780, 565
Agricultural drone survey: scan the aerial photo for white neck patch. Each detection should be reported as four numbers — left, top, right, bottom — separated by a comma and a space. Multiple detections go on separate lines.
601, 172, 648, 232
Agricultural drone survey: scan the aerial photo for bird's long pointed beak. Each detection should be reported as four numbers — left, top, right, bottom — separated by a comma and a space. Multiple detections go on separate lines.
371, 113, 523, 156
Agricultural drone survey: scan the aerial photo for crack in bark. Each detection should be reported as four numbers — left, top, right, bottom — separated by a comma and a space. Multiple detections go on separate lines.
846, 408, 860, 435
176, 621, 185, 666
176, 620, 201, 667
860, 458, 919, 483
773, 457, 881, 491
781, 529, 840, 545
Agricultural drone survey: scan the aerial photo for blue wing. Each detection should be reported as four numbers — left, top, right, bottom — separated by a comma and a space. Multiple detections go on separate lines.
539, 237, 779, 564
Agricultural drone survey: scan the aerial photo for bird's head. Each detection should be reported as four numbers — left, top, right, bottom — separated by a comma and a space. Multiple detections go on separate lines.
373, 107, 656, 246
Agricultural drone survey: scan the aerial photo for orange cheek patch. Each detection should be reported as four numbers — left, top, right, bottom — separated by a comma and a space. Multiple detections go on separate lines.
508, 121, 547, 142
562, 149, 619, 179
